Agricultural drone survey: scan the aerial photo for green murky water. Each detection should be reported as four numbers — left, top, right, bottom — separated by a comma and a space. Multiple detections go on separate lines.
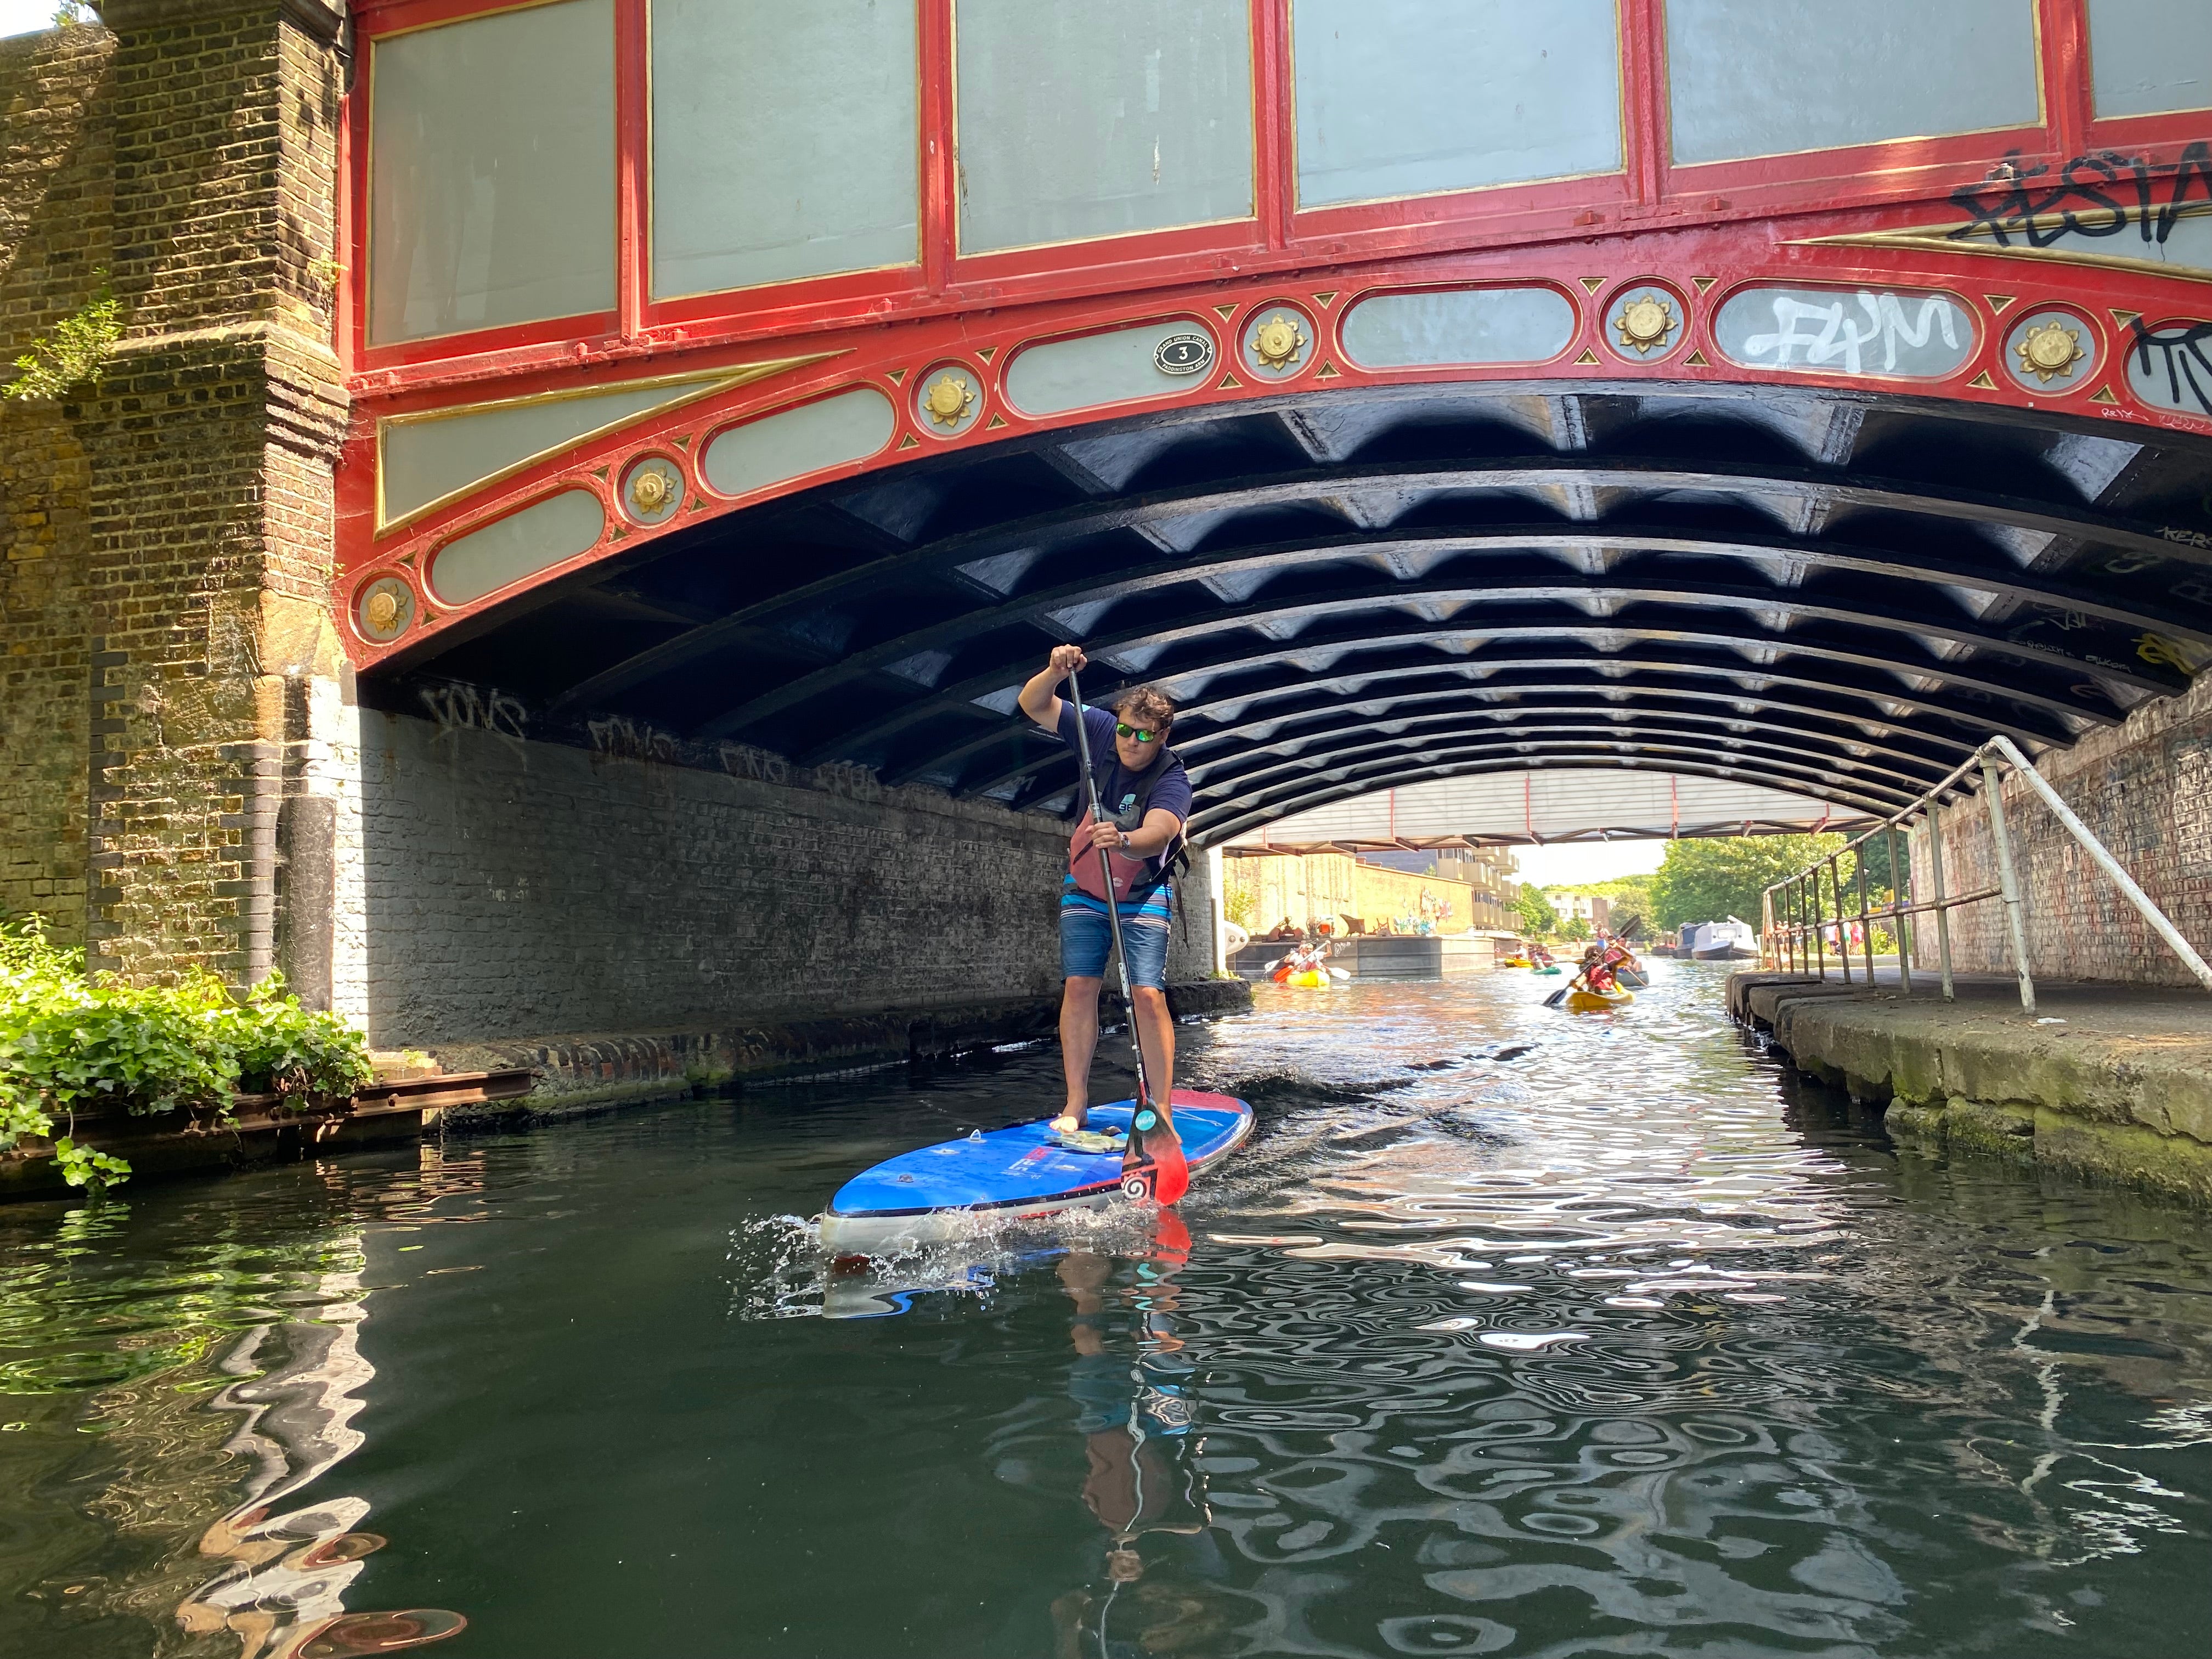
2, 964, 2208, 1657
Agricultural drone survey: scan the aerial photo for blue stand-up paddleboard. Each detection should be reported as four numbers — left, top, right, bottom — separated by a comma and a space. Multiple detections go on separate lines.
820, 1090, 1254, 1255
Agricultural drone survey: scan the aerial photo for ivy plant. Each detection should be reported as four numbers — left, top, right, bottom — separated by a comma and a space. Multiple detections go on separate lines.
0, 915, 374, 1195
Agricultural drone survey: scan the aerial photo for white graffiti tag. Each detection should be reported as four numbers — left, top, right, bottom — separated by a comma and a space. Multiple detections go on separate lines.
1741, 292, 1964, 376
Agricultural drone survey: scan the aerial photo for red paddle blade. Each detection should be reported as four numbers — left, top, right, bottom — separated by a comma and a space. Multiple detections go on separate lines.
1150, 1138, 1190, 1205
1152, 1207, 1192, 1263
1119, 1132, 1190, 1207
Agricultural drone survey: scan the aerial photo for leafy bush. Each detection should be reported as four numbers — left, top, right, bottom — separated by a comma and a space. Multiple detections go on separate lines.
0, 915, 373, 1194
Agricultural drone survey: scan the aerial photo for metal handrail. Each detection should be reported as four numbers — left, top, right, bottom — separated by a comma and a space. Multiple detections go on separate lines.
1758, 735, 2212, 1013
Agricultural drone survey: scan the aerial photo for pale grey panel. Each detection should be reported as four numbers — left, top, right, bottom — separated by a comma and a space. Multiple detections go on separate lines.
370, 0, 617, 344
430, 490, 608, 606
1667, 0, 2039, 165
651, 0, 918, 298
1004, 321, 1218, 416
700, 389, 896, 498
1341, 287, 1578, 369
956, 0, 1253, 253
2124, 320, 2212, 419
2090, 0, 2212, 116
1293, 0, 1621, 206
1714, 286, 1976, 379
383, 379, 713, 525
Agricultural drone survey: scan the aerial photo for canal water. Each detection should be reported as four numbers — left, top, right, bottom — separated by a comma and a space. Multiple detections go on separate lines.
2, 965, 2208, 1658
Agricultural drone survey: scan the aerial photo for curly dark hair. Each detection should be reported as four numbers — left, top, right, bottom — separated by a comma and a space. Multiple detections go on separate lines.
1113, 685, 1177, 732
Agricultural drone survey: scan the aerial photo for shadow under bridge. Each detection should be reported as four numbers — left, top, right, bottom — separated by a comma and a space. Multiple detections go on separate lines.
363, 377, 2212, 841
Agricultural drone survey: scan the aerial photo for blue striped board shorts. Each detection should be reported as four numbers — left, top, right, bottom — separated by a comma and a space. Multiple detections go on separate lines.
1059, 881, 1173, 990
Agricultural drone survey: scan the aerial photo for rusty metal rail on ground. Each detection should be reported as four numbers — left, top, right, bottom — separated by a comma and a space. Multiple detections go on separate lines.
1759, 736, 2212, 1014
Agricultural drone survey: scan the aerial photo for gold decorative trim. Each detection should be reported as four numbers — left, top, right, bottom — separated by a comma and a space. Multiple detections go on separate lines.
2090, 385, 2121, 405
2013, 318, 2088, 385
1214, 303, 1240, 320
1985, 294, 2017, 313
985, 412, 1008, 428
1578, 276, 1606, 294
977, 346, 998, 362
1791, 210, 2212, 289
887, 368, 908, 385
1312, 291, 1339, 308
1967, 369, 1997, 389
1219, 371, 1243, 388
375, 354, 842, 534
1575, 347, 1600, 365
1692, 276, 1717, 295
898, 432, 921, 449
2112, 309, 2143, 329
1685, 348, 1711, 367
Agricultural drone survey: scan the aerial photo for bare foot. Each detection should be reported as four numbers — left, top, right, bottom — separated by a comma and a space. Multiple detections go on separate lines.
1051, 1109, 1086, 1135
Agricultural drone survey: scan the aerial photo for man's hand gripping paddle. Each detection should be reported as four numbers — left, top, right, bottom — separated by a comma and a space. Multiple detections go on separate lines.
1067, 663, 1189, 1206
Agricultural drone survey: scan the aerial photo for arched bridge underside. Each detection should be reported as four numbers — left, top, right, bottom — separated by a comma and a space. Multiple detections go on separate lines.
365, 376, 2212, 845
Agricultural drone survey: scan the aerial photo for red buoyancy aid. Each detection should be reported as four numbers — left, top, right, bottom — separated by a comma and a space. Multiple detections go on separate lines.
1066, 809, 1163, 902
1066, 738, 1185, 903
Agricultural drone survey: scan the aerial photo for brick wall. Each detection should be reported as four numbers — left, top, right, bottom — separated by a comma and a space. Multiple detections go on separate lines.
1908, 674, 2212, 986
0, 26, 112, 938
0, 4, 349, 986
359, 711, 1218, 1047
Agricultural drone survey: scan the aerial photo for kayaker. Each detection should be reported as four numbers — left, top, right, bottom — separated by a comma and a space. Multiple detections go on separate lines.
1018, 644, 1192, 1147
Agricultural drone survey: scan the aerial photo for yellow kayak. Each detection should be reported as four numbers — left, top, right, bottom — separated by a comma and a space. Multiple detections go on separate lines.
1284, 969, 1330, 988
1564, 988, 1635, 1013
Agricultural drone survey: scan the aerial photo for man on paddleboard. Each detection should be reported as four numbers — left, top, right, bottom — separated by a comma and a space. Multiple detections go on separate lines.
1018, 645, 1192, 1159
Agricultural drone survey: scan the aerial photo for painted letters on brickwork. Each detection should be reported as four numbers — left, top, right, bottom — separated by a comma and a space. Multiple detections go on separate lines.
419, 683, 529, 766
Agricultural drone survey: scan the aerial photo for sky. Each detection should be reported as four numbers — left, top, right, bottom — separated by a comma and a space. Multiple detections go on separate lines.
1508, 840, 1667, 889
2, 2, 67, 38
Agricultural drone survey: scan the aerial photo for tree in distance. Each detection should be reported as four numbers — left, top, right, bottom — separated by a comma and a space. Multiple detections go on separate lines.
1649, 834, 1858, 933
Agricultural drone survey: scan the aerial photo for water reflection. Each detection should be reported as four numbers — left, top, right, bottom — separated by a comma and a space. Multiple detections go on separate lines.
2, 968, 2209, 1656
0, 1154, 478, 1657
173, 1257, 463, 1659
1051, 1212, 1229, 1657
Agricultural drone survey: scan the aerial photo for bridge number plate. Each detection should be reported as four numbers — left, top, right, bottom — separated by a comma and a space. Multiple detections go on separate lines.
1154, 332, 1215, 376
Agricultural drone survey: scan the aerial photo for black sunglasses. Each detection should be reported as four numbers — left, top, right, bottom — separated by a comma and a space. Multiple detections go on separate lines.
1114, 721, 1165, 743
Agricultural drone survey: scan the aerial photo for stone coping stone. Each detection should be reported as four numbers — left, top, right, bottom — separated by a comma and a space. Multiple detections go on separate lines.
1726, 970, 2212, 1205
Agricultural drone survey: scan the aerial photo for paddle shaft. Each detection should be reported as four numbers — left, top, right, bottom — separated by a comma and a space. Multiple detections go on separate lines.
1065, 665, 1154, 1114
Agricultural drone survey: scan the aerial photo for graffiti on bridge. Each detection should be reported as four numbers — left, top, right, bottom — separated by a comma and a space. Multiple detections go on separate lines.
2126, 317, 2212, 420
419, 682, 529, 765
1948, 143, 2212, 251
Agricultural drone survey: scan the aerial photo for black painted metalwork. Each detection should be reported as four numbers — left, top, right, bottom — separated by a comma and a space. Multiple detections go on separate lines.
366, 381, 2212, 844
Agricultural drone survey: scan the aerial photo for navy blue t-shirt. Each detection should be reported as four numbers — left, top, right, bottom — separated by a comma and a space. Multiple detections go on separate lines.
1057, 702, 1192, 877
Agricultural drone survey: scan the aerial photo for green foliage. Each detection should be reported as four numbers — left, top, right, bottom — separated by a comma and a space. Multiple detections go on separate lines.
1649, 835, 1855, 933
53, 1137, 129, 1194
1560, 915, 1593, 941
5, 276, 122, 402
0, 915, 373, 1194
1222, 885, 1257, 931
1515, 884, 1556, 938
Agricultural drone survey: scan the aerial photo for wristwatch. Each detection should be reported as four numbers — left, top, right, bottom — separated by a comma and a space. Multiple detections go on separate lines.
1116, 829, 1131, 850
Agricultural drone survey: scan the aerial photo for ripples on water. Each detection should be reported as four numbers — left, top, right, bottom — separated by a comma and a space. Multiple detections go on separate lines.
2, 966, 2208, 1657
